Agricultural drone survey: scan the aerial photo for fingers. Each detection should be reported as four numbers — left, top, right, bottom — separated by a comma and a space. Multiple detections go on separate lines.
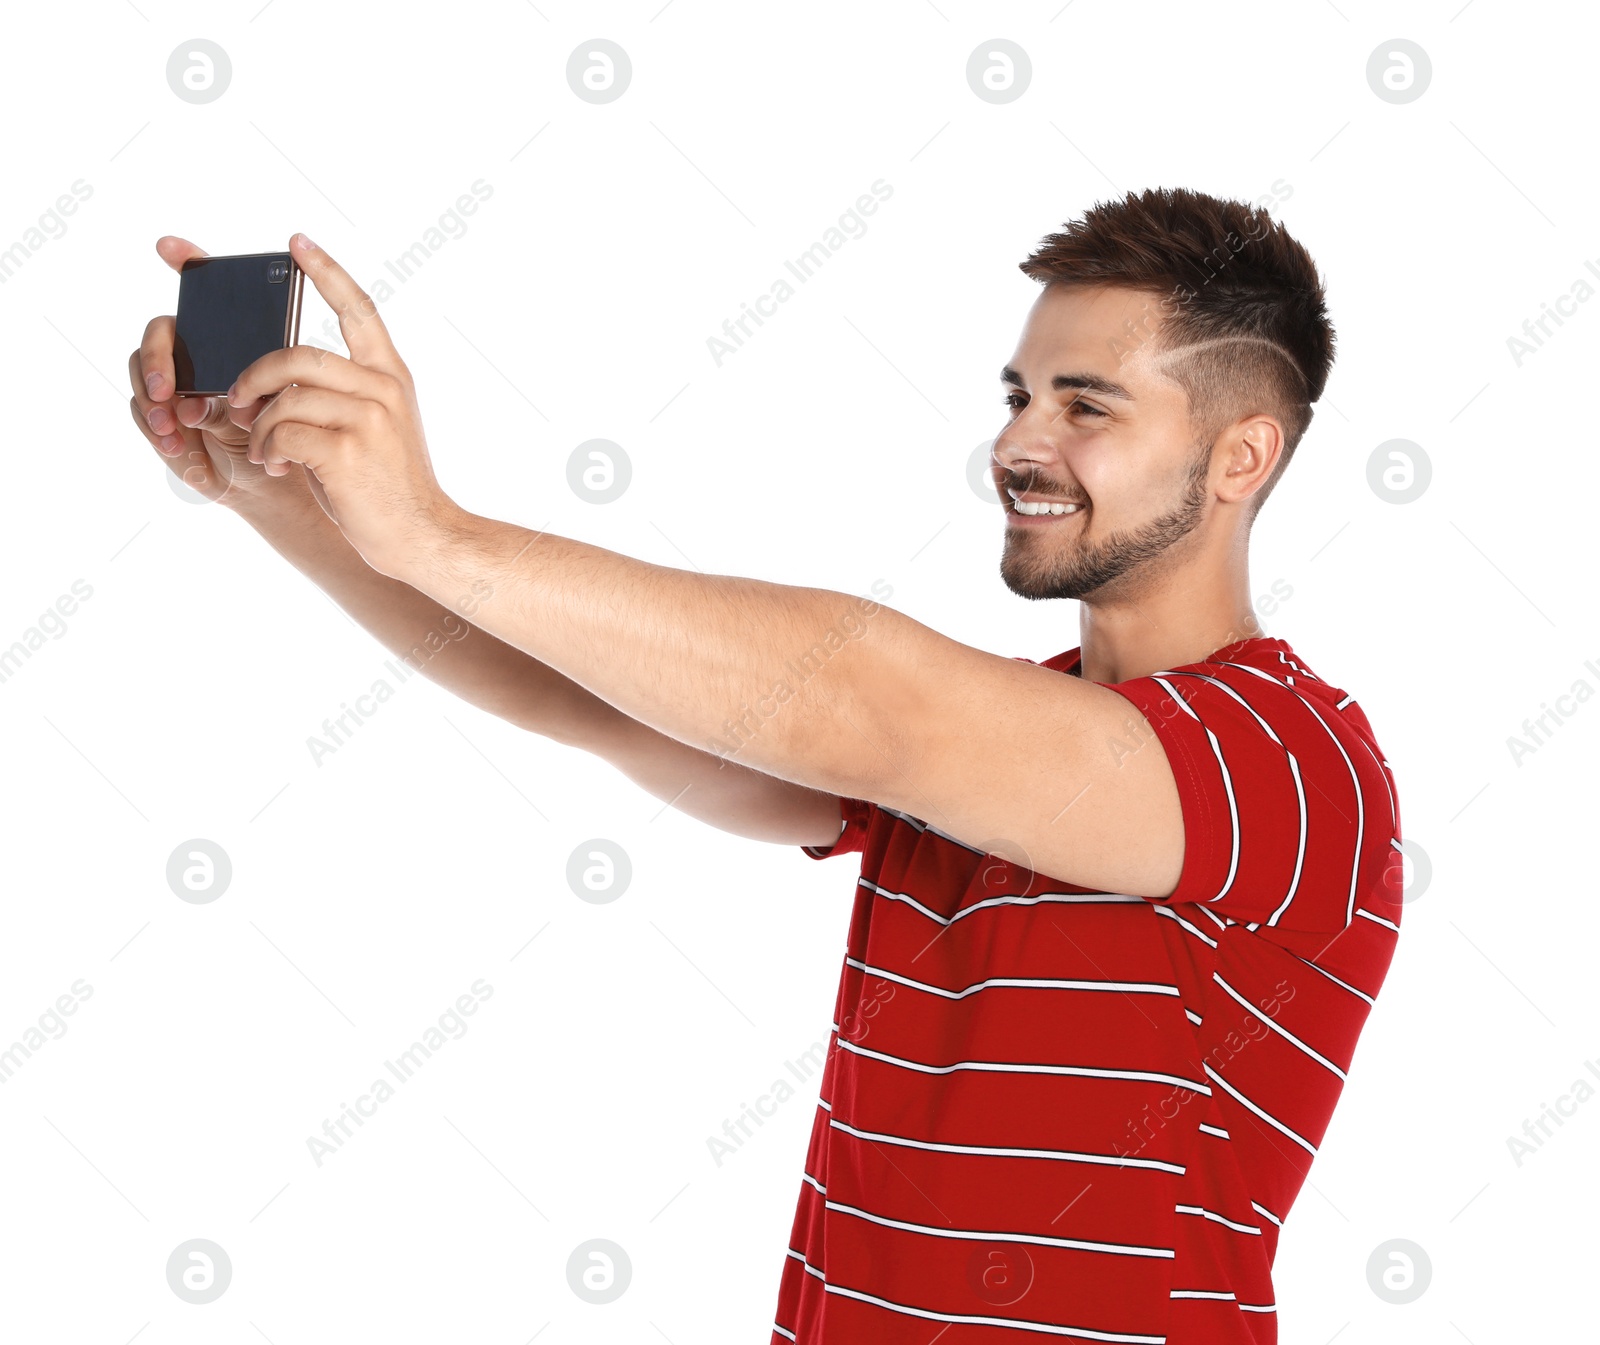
127, 393, 184, 459
256, 419, 345, 478
128, 235, 229, 490
155, 235, 208, 274
178, 392, 261, 442
133, 310, 231, 433
137, 314, 177, 402
136, 237, 208, 406
128, 349, 187, 453
127, 394, 221, 496
229, 342, 395, 410
131, 334, 249, 450
249, 386, 379, 472
287, 233, 406, 376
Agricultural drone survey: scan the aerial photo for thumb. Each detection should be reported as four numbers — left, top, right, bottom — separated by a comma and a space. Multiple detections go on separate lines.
173, 394, 252, 442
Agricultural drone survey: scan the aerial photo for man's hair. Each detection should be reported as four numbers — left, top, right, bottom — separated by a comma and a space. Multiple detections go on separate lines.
1018, 187, 1335, 523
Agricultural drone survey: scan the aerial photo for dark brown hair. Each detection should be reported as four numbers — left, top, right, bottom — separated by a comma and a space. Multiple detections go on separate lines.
1018, 187, 1335, 521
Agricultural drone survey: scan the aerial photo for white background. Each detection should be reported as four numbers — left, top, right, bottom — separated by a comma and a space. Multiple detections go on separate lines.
1, 1, 1594, 1341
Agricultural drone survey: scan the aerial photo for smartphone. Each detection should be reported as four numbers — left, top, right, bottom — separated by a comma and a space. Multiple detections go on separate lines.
172, 251, 305, 396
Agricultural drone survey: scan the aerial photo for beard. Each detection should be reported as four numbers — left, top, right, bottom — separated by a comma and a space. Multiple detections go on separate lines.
999, 439, 1213, 602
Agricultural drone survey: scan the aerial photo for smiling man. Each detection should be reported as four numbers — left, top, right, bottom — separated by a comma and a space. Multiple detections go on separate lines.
129, 186, 1404, 1344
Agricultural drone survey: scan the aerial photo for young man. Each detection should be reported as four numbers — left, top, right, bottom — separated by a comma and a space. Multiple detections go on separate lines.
128, 186, 1403, 1344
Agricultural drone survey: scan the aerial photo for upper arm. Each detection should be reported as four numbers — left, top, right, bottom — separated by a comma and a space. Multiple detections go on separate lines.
858, 631, 1401, 939
863, 638, 1185, 898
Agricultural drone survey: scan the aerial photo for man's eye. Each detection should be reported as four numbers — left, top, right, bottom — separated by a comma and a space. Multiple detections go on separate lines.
1002, 392, 1106, 418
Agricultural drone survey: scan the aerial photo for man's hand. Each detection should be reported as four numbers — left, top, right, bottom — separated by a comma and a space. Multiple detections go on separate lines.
128, 235, 308, 508
229, 233, 460, 578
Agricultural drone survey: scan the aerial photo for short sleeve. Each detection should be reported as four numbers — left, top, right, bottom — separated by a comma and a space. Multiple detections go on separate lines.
800, 794, 873, 860
1102, 663, 1400, 941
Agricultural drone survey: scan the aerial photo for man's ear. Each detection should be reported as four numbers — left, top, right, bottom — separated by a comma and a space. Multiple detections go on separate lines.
1218, 415, 1283, 506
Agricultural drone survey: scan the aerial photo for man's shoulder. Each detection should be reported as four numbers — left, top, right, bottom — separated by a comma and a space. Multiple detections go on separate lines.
1018, 634, 1376, 745
1185, 636, 1362, 710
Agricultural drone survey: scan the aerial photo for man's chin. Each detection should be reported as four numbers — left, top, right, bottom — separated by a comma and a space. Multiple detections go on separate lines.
999, 561, 1092, 603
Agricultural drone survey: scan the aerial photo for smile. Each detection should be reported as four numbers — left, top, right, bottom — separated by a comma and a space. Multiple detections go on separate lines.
1006, 488, 1087, 518
1011, 500, 1084, 516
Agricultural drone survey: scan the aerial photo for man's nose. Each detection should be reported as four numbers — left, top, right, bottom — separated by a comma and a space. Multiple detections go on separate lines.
992, 422, 1062, 480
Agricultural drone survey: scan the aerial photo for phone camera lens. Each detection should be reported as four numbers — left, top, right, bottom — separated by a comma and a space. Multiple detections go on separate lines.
267, 260, 289, 283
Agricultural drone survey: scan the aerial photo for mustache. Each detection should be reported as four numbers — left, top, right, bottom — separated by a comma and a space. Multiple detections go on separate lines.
999, 474, 1087, 502
999, 465, 1066, 489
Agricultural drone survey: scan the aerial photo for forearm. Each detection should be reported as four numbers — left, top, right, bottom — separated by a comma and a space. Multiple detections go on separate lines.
231, 487, 617, 747
228, 487, 846, 845
397, 508, 908, 797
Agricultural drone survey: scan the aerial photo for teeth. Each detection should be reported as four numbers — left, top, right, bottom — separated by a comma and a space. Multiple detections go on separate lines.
1010, 498, 1083, 516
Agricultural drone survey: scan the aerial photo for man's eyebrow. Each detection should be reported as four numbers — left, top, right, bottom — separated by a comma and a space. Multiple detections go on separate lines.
999, 366, 1135, 400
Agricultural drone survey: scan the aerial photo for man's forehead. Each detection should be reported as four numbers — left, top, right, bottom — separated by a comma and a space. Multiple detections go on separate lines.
1005, 284, 1176, 396
1029, 283, 1166, 346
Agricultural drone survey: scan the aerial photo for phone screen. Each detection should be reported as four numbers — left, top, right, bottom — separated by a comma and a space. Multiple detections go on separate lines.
172, 252, 304, 396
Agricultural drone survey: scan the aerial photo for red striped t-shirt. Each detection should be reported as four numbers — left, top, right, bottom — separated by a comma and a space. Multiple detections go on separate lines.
772, 635, 1404, 1344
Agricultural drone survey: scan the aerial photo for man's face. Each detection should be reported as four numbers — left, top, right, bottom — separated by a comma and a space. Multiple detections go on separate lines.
993, 283, 1215, 603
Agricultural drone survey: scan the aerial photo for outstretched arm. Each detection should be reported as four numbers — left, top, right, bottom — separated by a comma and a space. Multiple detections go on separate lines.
234, 233, 1186, 896
392, 516, 1182, 898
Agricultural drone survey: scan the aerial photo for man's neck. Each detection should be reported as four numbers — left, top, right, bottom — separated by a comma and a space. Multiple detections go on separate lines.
1076, 608, 1268, 685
